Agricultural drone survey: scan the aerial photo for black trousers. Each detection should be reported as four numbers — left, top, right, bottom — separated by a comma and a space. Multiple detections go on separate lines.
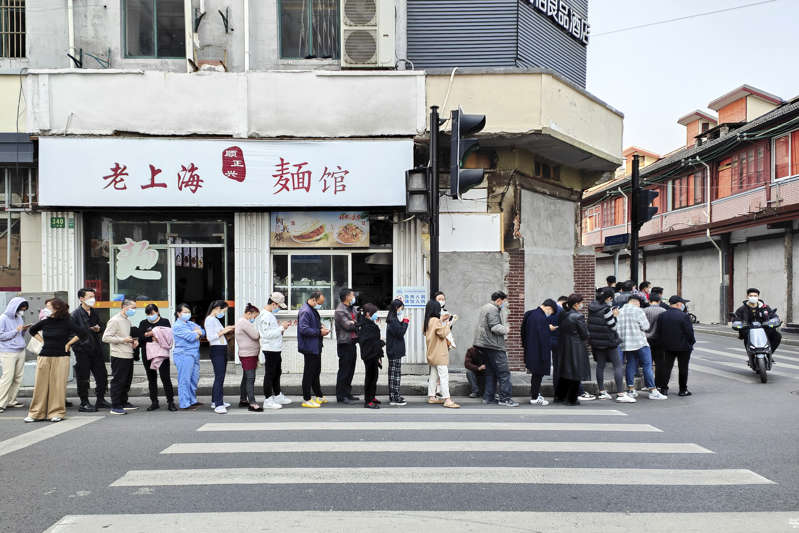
110, 357, 134, 409
652, 344, 669, 391
660, 350, 691, 393
74, 347, 108, 402
336, 343, 357, 400
142, 354, 174, 404
363, 358, 379, 404
302, 352, 322, 401
263, 351, 283, 398
530, 373, 544, 398
554, 378, 580, 405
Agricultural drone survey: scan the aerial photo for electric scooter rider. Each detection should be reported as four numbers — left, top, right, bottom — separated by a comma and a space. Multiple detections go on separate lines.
733, 288, 781, 356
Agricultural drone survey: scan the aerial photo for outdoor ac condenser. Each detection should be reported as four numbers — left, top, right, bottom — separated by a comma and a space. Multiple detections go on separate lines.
340, 0, 396, 68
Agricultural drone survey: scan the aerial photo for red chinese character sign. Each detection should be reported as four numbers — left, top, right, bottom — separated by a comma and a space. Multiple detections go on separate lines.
38, 137, 411, 207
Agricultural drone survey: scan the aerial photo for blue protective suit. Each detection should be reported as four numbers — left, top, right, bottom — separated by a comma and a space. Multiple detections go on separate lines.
172, 319, 204, 408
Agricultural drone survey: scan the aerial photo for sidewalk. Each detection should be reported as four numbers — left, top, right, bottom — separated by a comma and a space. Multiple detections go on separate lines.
693, 324, 799, 346
15, 365, 626, 399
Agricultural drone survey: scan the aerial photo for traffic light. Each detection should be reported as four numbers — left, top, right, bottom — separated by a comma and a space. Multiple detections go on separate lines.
450, 107, 486, 199
405, 167, 430, 216
636, 188, 659, 228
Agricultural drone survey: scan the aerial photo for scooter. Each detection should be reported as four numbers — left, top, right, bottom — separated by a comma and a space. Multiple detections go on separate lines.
731, 313, 781, 383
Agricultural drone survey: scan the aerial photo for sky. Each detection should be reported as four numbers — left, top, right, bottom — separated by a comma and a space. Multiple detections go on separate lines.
587, 0, 799, 157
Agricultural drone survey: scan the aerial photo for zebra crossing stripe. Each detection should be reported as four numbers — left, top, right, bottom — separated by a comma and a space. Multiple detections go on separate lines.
694, 347, 799, 370
227, 408, 628, 416
109, 467, 773, 487
161, 441, 713, 454
693, 355, 797, 379
195, 422, 662, 432
688, 363, 755, 384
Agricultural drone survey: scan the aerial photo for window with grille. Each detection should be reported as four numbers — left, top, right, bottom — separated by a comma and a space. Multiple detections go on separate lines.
0, 0, 25, 59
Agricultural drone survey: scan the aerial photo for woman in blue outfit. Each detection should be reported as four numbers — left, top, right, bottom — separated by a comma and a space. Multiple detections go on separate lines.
204, 300, 234, 414
172, 303, 204, 410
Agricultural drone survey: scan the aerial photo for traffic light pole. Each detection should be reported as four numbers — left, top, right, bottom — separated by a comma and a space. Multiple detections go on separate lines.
630, 154, 640, 286
429, 105, 440, 295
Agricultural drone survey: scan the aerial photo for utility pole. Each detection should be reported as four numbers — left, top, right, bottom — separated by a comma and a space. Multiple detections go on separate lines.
429, 105, 440, 295
630, 154, 640, 285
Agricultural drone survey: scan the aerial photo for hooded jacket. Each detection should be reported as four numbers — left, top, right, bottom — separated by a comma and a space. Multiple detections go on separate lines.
586, 300, 620, 350
0, 297, 27, 351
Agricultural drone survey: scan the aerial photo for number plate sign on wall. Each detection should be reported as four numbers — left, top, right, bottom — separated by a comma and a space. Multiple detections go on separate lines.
50, 216, 65, 229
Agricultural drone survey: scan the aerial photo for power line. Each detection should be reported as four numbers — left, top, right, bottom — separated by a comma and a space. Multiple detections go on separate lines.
592, 0, 778, 37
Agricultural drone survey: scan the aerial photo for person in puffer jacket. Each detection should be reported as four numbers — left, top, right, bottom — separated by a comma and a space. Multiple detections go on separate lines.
587, 288, 632, 403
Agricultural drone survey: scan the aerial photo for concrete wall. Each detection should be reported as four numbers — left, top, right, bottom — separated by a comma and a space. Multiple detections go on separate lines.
440, 251, 507, 369
0, 75, 24, 131
643, 253, 679, 296
681, 248, 719, 324
733, 237, 788, 319
521, 189, 575, 309
26, 70, 426, 137
793, 232, 799, 324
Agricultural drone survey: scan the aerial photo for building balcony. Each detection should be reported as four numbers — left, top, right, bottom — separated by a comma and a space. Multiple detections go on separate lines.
25, 69, 426, 139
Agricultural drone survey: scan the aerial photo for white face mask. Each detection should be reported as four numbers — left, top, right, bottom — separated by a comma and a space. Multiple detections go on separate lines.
748, 296, 759, 305
84, 298, 96, 308
42, 308, 52, 317
437, 299, 445, 308
16, 311, 24, 318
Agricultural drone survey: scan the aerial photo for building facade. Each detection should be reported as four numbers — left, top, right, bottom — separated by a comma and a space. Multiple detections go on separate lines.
4, 0, 621, 372
582, 85, 799, 326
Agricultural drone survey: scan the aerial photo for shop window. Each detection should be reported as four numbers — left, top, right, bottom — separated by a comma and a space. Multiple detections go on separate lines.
124, 0, 185, 58
273, 253, 348, 311
279, 0, 340, 60
0, 0, 25, 59
774, 135, 789, 179
352, 253, 392, 310
368, 218, 393, 248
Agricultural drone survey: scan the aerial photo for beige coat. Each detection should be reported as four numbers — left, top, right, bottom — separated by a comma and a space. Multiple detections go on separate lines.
102, 313, 133, 359
425, 317, 451, 366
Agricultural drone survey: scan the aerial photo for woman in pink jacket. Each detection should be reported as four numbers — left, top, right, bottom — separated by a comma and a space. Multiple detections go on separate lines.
235, 303, 262, 411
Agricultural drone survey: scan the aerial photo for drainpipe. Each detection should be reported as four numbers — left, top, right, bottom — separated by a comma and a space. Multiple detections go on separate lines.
692, 156, 725, 323
244, 0, 250, 72
184, 0, 193, 73
67, 0, 75, 68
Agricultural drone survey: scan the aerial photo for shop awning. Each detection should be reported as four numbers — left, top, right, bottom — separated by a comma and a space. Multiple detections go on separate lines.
0, 133, 33, 163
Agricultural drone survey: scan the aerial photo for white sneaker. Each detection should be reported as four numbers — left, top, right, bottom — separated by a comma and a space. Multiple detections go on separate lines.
214, 405, 228, 414
263, 398, 282, 410
578, 392, 596, 401
596, 391, 612, 400
529, 395, 550, 406
274, 393, 292, 405
211, 402, 231, 409
648, 389, 668, 400
616, 393, 637, 403
627, 390, 639, 398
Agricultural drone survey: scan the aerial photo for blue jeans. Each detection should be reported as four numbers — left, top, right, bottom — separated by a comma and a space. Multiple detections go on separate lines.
624, 346, 655, 390
210, 345, 228, 406
482, 348, 513, 402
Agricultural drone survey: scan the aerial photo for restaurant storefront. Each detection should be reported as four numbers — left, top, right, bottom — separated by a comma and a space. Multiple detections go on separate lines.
37, 136, 424, 370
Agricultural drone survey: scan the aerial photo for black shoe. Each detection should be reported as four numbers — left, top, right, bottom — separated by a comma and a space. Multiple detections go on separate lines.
566, 400, 581, 406
678, 390, 692, 397
238, 400, 249, 408
349, 396, 361, 402
167, 402, 178, 412
79, 402, 97, 413
65, 400, 74, 407
553, 398, 564, 404
146, 403, 160, 412
339, 397, 355, 405
123, 402, 138, 411
248, 405, 264, 412
95, 399, 112, 409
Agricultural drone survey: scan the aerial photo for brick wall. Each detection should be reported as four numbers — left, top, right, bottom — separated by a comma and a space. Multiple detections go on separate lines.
573, 252, 596, 306
505, 249, 525, 371
719, 98, 746, 124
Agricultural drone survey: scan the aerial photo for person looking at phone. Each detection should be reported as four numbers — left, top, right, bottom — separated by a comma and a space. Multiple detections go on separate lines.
257, 292, 293, 410
0, 297, 29, 413
70, 288, 110, 412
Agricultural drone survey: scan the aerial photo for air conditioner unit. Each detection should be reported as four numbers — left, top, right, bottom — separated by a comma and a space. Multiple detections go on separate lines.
340, 0, 395, 68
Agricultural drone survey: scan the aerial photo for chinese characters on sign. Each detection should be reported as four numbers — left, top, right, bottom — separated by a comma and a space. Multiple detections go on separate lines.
177, 163, 203, 194
103, 163, 129, 190
394, 286, 427, 309
273, 159, 348, 196
529, 0, 589, 45
222, 146, 246, 182
116, 239, 162, 281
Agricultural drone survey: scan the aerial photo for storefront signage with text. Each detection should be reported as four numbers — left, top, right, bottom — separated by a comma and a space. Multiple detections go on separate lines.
526, 0, 589, 45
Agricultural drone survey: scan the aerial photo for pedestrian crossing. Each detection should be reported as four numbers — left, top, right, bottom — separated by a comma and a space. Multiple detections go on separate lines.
47, 404, 781, 531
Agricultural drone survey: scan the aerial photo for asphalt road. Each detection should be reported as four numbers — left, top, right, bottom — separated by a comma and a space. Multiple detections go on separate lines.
2, 332, 798, 533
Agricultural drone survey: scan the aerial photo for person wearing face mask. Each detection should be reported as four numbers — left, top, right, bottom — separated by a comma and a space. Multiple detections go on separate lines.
0, 297, 29, 413
655, 296, 696, 397
734, 288, 781, 356
256, 293, 292, 410
236, 303, 263, 412
172, 303, 204, 410
357, 303, 384, 409
334, 288, 360, 405
587, 289, 630, 402
205, 300, 235, 414
521, 299, 558, 406
474, 291, 518, 407
298, 292, 330, 408
70, 288, 110, 412
102, 299, 140, 415
553, 294, 590, 406
385, 299, 409, 406
136, 304, 176, 412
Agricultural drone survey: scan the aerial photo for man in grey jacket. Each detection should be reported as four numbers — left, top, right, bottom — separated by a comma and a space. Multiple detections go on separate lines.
474, 291, 519, 407
334, 288, 360, 404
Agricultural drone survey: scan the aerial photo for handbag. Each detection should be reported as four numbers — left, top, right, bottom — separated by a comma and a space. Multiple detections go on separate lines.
26, 335, 43, 355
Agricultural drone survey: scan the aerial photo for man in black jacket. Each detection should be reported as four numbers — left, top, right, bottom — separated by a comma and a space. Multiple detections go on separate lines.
734, 288, 781, 354
70, 288, 110, 412
588, 289, 631, 402
655, 295, 696, 397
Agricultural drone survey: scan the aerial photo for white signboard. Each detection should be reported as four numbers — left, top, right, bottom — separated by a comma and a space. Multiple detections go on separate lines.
39, 137, 412, 207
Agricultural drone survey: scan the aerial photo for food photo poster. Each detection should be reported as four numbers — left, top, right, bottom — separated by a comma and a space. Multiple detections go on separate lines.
270, 212, 370, 248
